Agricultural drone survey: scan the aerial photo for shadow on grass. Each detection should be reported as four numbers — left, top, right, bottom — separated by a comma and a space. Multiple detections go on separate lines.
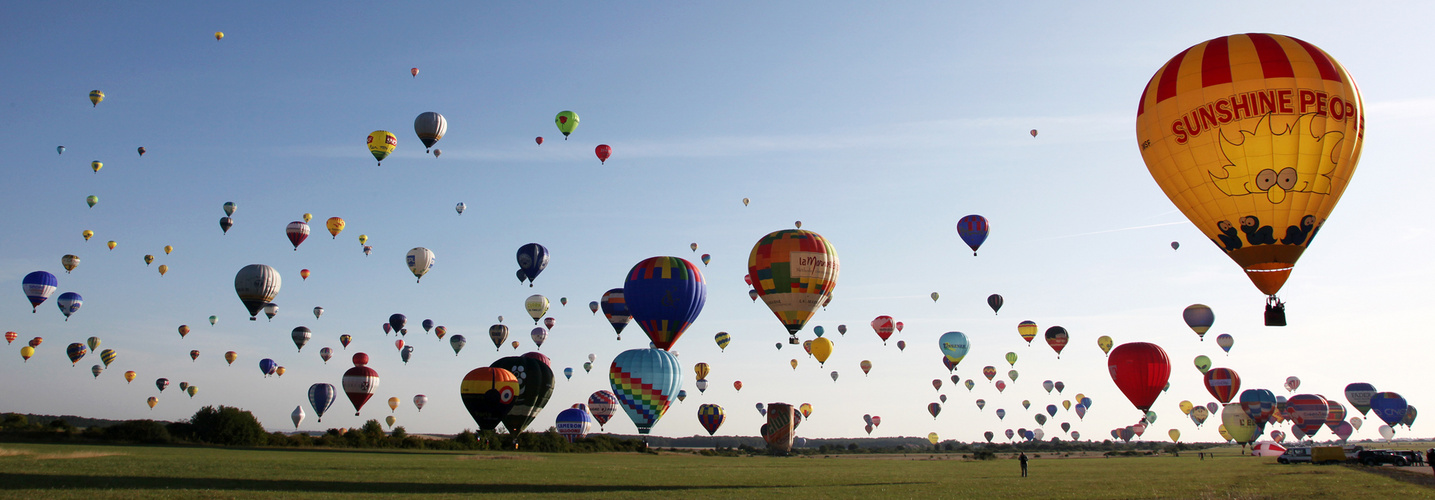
0, 473, 927, 494
1344, 464, 1435, 489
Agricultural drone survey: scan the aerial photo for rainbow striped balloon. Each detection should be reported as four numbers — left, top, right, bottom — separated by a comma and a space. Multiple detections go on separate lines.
609, 348, 681, 434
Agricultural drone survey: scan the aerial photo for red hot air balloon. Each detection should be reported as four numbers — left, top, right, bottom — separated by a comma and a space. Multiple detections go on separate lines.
535, 137, 543, 145
343, 353, 379, 416
410, 67, 419, 77
870, 316, 895, 345
595, 144, 611, 164
1202, 368, 1241, 404
1107, 342, 1171, 414
286, 221, 309, 250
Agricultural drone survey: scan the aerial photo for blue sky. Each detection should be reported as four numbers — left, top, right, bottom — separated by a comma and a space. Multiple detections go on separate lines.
1, 1, 1432, 443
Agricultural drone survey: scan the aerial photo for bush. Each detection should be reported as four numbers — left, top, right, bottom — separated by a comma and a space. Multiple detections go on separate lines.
972, 450, 997, 460
184, 406, 267, 446
104, 420, 173, 444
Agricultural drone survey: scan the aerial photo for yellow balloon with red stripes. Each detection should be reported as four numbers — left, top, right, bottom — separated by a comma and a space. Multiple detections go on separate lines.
1135, 33, 1363, 310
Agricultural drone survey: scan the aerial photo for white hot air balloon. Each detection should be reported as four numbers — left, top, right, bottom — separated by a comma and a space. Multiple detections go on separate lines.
292, 406, 306, 428
234, 265, 281, 321
406, 247, 435, 283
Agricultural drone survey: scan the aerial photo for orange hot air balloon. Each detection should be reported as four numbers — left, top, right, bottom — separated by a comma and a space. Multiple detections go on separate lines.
300, 269, 311, 281
1136, 34, 1364, 326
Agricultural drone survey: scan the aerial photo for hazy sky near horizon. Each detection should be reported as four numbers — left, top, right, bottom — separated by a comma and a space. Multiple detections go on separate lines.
2, 2, 1433, 443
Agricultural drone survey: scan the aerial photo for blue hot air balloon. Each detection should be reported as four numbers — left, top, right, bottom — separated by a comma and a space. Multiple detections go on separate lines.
1239, 389, 1277, 424
600, 288, 631, 339
956, 215, 989, 255
57, 146, 66, 155
516, 243, 549, 286
938, 331, 970, 365
57, 291, 82, 320
1370, 392, 1409, 427
260, 358, 278, 377
308, 383, 337, 422
609, 348, 682, 434
388, 314, 406, 334
555, 407, 594, 442
563, 367, 574, 379
22, 271, 57, 312
422, 319, 434, 332
623, 257, 706, 351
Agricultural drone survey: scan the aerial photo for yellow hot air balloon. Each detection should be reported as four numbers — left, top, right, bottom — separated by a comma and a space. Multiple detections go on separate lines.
1136, 34, 1363, 326
164, 245, 173, 255
89, 90, 104, 107
124, 370, 137, 383
694, 362, 710, 380
82, 230, 94, 241
358, 234, 368, 245
275, 366, 285, 377
367, 131, 397, 165
790, 359, 798, 370
107, 241, 117, 251
91, 161, 102, 173
928, 432, 939, 445
157, 264, 169, 276
302, 213, 313, 223
326, 217, 345, 238
1168, 429, 1181, 443
215, 32, 224, 41
1179, 400, 1194, 415
20, 346, 35, 362
224, 351, 238, 365
1097, 335, 1114, 356
388, 396, 400, 412
147, 397, 158, 409
810, 337, 834, 366
144, 255, 155, 266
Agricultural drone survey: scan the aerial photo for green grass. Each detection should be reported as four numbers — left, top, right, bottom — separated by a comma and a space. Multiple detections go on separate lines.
0, 443, 1431, 499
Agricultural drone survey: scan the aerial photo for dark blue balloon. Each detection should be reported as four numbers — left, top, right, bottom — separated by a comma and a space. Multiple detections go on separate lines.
956, 215, 989, 255
260, 358, 278, 377
389, 313, 406, 333
1370, 392, 1409, 427
308, 383, 337, 421
422, 319, 434, 332
623, 257, 706, 351
516, 243, 549, 285
21, 271, 57, 312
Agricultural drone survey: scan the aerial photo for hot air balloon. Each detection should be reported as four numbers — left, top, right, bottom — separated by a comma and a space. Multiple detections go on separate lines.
186, 386, 198, 398
595, 144, 611, 164
624, 257, 706, 351
530, 327, 548, 349
1045, 326, 1069, 357
307, 383, 337, 422
554, 111, 579, 138
90, 364, 104, 378
454, 202, 466, 216
285, 221, 309, 250
320, 347, 332, 363
406, 247, 435, 282
586, 391, 620, 430
86, 195, 98, 208
1203, 368, 1241, 404
451, 334, 468, 355
748, 229, 839, 344
57, 292, 82, 320
860, 360, 872, 375
1138, 34, 1363, 326
869, 316, 895, 345
147, 397, 157, 409
339, 334, 351, 349
259, 358, 279, 377
57, 146, 65, 155
343, 356, 380, 416
414, 112, 447, 153
1290, 394, 1331, 438
65, 343, 87, 365
89, 90, 104, 107
219, 217, 234, 234
21, 271, 57, 312
596, 289, 632, 340
610, 348, 681, 435
554, 407, 594, 443
1370, 392, 1408, 427
215, 32, 224, 41
522, 295, 549, 325
1193, 355, 1212, 374
367, 130, 397, 165
1182, 304, 1214, 340
99, 348, 116, 367
1108, 342, 1171, 415
938, 331, 970, 366
733, 381, 742, 391
516, 243, 548, 286
956, 215, 989, 255
1005, 352, 1018, 366
1345, 383, 1376, 416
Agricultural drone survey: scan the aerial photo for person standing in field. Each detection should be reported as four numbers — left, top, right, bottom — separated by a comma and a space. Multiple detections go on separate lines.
1019, 452, 1029, 477
1426, 449, 1433, 474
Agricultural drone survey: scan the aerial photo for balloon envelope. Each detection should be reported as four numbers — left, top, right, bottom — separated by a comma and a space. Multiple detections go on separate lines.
623, 257, 706, 351
490, 355, 556, 435
609, 348, 681, 434
459, 367, 519, 431
1136, 34, 1364, 298
1107, 342, 1171, 414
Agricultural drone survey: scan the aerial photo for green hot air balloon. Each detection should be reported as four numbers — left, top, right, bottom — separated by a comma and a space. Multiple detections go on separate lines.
554, 111, 579, 139
86, 195, 98, 208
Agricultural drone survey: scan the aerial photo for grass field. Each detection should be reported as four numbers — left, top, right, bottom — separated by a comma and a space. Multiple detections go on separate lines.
0, 443, 1432, 499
